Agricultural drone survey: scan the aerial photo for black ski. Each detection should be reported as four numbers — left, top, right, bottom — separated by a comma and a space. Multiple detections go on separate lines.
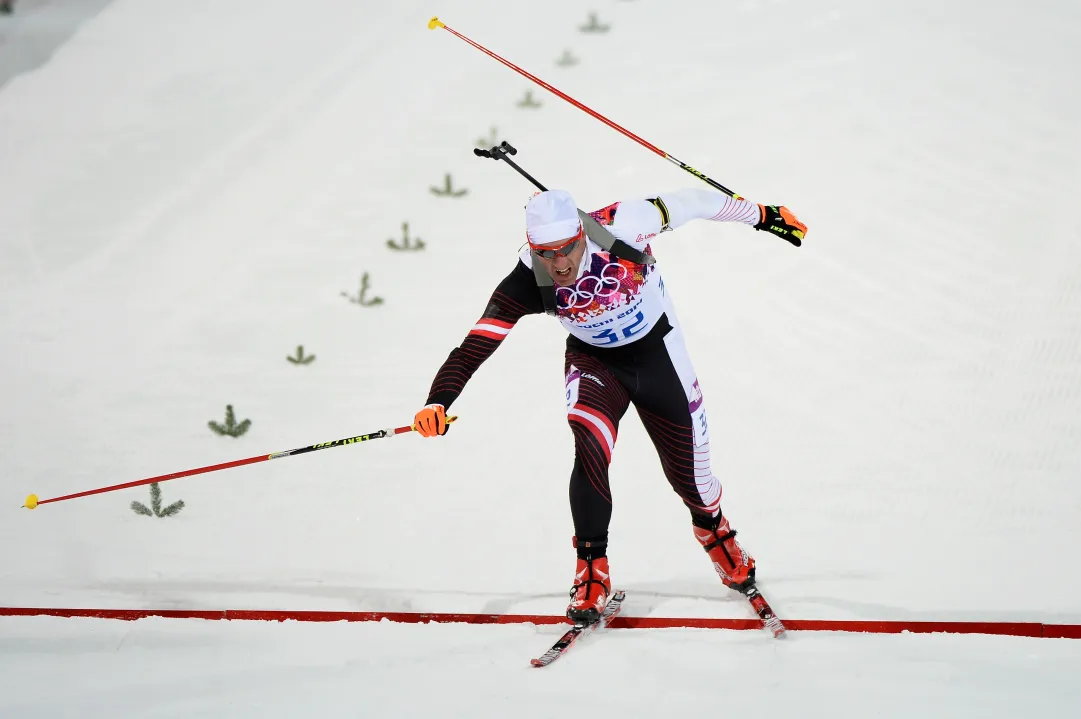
530, 590, 627, 667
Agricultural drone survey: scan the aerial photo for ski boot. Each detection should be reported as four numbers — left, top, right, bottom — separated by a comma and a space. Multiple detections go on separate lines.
566, 536, 611, 624
693, 514, 756, 594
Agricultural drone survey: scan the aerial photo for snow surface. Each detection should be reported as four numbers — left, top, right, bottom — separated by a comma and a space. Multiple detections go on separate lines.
1, 0, 1080, 715
2, 616, 1081, 718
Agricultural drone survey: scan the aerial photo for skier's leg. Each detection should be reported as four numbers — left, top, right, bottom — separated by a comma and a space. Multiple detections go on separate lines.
631, 328, 757, 593
563, 351, 630, 622
631, 327, 720, 516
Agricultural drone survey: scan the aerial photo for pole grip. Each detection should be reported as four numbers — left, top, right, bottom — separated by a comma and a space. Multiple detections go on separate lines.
474, 142, 548, 192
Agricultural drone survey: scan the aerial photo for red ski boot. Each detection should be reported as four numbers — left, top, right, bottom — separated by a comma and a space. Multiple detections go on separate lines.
566, 539, 611, 624
693, 515, 756, 594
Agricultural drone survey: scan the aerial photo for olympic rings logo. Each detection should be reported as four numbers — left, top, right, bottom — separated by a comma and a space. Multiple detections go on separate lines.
556, 262, 629, 309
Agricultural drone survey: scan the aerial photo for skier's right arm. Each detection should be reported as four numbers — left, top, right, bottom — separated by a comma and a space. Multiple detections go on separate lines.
653, 188, 806, 246
414, 260, 544, 437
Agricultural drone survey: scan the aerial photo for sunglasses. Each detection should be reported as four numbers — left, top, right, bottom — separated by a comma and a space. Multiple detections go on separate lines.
529, 226, 584, 259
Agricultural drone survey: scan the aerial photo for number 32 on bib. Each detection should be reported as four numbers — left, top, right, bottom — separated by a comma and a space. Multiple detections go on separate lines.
590, 310, 648, 345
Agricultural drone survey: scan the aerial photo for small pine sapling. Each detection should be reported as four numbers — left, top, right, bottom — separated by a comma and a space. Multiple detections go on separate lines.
579, 12, 611, 33
130, 482, 185, 518
475, 126, 500, 149
341, 272, 385, 306
208, 404, 252, 437
430, 173, 468, 198
516, 90, 543, 108
287, 345, 316, 365
556, 49, 579, 67
386, 222, 425, 251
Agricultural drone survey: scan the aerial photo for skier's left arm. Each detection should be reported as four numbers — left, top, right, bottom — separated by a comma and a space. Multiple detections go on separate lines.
624, 188, 807, 247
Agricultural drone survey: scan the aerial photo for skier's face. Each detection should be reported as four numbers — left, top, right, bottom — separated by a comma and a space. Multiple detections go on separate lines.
535, 236, 586, 286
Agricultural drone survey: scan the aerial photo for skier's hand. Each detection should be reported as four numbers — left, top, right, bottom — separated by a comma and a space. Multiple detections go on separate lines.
414, 403, 449, 437
754, 205, 806, 247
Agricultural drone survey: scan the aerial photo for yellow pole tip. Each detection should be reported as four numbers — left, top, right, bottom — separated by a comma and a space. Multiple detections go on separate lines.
24, 494, 38, 510
428, 16, 444, 30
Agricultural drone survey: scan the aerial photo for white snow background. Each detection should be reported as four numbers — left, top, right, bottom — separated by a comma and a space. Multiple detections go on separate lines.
1, 0, 1080, 716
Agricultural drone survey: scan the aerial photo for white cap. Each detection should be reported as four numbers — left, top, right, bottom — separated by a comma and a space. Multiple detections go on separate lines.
525, 190, 582, 245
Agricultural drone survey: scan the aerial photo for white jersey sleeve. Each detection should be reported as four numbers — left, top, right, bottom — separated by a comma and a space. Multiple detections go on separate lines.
605, 199, 665, 252
656, 188, 761, 231
604, 190, 761, 252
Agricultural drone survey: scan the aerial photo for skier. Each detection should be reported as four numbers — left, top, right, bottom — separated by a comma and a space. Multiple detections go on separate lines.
414, 187, 806, 623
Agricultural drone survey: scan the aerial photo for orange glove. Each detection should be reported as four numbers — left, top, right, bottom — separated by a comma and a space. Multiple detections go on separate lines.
754, 204, 807, 247
414, 403, 449, 437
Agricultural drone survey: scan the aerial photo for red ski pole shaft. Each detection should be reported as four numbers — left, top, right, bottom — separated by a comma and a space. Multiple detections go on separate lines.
22, 416, 457, 510
427, 16, 744, 200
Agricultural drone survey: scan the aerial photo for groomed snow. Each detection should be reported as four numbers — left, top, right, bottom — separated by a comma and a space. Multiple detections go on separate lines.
2, 616, 1080, 718
2, 0, 1080, 715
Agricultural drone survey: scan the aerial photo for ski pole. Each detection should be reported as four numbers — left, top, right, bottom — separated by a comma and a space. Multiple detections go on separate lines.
22, 416, 457, 510
474, 142, 547, 192
428, 16, 743, 200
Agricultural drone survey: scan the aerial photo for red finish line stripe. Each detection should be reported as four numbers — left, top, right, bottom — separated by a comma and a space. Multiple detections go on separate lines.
1, 607, 1079, 637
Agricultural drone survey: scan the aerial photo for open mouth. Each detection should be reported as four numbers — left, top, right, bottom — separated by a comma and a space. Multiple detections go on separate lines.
555, 267, 573, 278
